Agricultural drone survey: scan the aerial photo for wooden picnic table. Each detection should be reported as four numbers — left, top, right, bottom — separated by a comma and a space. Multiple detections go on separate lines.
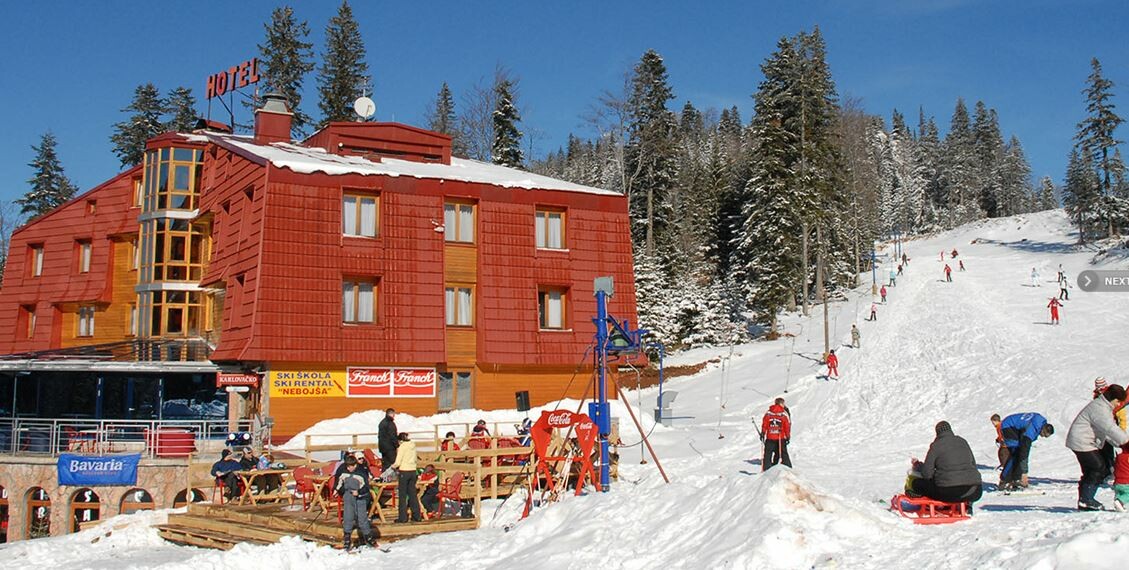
369, 479, 432, 523
235, 469, 294, 506
307, 474, 333, 513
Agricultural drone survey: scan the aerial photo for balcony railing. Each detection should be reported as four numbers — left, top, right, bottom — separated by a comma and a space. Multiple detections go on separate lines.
0, 417, 255, 459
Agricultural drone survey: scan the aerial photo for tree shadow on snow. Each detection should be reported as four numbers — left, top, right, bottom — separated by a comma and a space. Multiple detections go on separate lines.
793, 352, 824, 364
977, 504, 1076, 514
744, 459, 762, 466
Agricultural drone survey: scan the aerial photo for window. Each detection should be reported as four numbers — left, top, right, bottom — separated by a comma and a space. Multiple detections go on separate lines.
438, 371, 473, 411
77, 306, 95, 337
445, 285, 473, 326
535, 209, 566, 249
343, 193, 378, 237
128, 304, 138, 336
22, 305, 36, 338
133, 178, 143, 207
444, 202, 475, 243
86, 200, 97, 215
342, 279, 376, 323
30, 245, 44, 277
538, 287, 568, 330
77, 241, 92, 273
130, 238, 140, 270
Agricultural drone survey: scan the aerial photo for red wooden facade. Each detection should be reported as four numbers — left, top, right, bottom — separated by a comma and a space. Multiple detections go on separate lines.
0, 107, 637, 437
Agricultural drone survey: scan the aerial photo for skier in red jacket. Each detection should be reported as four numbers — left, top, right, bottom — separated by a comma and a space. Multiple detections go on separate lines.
944, 264, 953, 282
1047, 297, 1062, 324
826, 349, 840, 379
880, 285, 888, 303
761, 403, 792, 471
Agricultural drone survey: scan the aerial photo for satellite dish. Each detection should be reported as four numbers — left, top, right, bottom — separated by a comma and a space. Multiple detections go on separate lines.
353, 96, 376, 120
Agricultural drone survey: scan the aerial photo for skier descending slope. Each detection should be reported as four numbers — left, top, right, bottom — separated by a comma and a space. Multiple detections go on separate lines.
1066, 384, 1129, 511
825, 349, 840, 379
1031, 267, 1041, 287
1048, 297, 1062, 324
944, 264, 953, 282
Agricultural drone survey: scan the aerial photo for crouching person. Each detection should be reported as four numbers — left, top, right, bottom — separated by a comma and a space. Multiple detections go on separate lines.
909, 421, 984, 505
336, 454, 376, 551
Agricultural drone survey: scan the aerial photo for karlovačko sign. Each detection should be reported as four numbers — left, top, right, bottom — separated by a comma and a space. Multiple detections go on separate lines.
268, 370, 346, 398
57, 453, 140, 486
347, 367, 437, 398
217, 372, 259, 387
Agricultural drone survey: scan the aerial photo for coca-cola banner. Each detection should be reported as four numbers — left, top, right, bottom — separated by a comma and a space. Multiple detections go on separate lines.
347, 367, 436, 398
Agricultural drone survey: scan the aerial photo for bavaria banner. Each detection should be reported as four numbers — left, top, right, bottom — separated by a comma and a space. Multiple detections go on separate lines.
57, 453, 141, 486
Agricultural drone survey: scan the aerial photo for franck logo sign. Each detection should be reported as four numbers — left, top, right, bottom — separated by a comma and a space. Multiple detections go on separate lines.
57, 453, 140, 486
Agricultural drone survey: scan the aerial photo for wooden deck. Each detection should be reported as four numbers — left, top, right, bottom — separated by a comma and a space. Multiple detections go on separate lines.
157, 502, 478, 550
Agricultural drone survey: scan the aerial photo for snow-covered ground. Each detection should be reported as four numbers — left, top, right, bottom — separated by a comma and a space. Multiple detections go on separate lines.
4, 210, 1129, 569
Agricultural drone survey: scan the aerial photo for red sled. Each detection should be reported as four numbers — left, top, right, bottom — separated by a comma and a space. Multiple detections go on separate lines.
890, 494, 971, 524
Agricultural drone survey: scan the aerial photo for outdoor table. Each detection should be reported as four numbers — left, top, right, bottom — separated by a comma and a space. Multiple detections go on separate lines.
235, 469, 294, 506
369, 479, 430, 523
308, 475, 332, 513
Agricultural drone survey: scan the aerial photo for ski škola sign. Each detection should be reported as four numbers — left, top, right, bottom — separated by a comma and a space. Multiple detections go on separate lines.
268, 368, 437, 398
57, 453, 141, 486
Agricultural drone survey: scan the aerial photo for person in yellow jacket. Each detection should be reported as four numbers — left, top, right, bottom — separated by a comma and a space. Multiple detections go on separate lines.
390, 432, 422, 523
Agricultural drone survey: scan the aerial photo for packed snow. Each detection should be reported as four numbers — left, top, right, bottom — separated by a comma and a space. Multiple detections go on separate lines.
4, 210, 1129, 569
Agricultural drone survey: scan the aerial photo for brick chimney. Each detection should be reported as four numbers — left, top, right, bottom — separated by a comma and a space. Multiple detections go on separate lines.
254, 93, 293, 144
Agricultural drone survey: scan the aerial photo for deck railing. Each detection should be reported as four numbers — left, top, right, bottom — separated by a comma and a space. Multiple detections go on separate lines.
0, 417, 254, 459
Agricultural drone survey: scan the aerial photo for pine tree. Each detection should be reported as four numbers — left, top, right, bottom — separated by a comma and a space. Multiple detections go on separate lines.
317, 1, 370, 126
625, 49, 678, 258
972, 102, 1005, 217
257, 6, 315, 136
1075, 58, 1125, 237
427, 83, 457, 135
491, 78, 523, 167
734, 36, 804, 333
997, 136, 1033, 216
1037, 176, 1058, 211
18, 132, 78, 218
1062, 148, 1101, 243
110, 83, 165, 167
942, 99, 979, 225
165, 86, 198, 132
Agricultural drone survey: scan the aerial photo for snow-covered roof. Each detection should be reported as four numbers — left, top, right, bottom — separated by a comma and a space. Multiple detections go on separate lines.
188, 132, 620, 196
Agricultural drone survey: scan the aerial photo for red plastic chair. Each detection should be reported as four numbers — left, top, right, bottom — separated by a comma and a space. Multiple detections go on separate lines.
363, 449, 379, 472
293, 466, 316, 510
433, 472, 466, 519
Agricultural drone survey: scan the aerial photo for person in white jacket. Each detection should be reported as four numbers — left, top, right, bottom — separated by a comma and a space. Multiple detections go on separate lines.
1066, 384, 1129, 510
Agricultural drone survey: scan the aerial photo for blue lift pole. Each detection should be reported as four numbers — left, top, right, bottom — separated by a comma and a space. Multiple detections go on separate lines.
591, 285, 612, 491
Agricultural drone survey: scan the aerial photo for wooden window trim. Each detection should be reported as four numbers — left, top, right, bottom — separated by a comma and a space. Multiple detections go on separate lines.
77, 240, 92, 274
342, 191, 380, 239
30, 245, 44, 278
538, 286, 570, 331
444, 284, 475, 328
535, 207, 568, 250
444, 200, 477, 244
343, 278, 378, 324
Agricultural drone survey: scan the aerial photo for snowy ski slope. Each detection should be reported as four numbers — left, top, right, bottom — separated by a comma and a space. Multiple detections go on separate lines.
3, 210, 1128, 569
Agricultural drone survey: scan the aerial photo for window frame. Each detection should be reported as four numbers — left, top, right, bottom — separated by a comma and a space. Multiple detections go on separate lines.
22, 305, 36, 339
537, 286, 569, 330
437, 370, 474, 412
77, 306, 95, 338
342, 278, 377, 324
443, 200, 476, 244
342, 191, 380, 238
535, 207, 567, 250
444, 284, 475, 327
77, 240, 92, 273
30, 244, 44, 277
130, 237, 140, 271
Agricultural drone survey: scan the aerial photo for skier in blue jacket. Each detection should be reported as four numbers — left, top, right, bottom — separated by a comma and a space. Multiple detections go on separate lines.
999, 412, 1055, 491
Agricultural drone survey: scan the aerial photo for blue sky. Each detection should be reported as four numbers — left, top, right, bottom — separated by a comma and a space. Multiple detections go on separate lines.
0, 0, 1125, 205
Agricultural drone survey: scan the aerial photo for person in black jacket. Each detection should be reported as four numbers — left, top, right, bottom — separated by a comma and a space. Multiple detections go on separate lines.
210, 449, 243, 501
910, 421, 984, 503
378, 408, 399, 469
335, 455, 377, 551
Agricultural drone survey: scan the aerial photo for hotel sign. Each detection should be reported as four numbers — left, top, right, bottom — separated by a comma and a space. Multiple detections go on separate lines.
347, 367, 437, 398
206, 57, 261, 100
268, 370, 346, 398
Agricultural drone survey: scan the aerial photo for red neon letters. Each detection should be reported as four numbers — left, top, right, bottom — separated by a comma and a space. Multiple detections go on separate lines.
206, 58, 261, 100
